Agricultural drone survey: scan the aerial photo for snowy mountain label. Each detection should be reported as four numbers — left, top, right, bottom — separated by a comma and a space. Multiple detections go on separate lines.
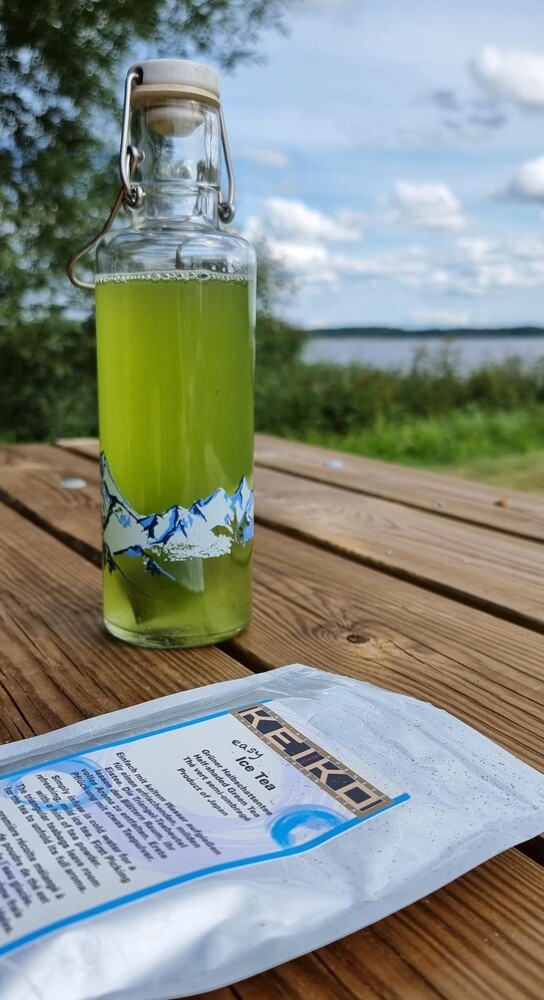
101, 454, 254, 583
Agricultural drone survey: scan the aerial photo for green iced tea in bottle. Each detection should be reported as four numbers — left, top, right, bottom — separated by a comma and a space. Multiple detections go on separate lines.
70, 60, 255, 647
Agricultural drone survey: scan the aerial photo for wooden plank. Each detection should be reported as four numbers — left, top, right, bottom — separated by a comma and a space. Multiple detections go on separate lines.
237, 527, 544, 770
53, 433, 544, 547
0, 499, 248, 742
254, 434, 544, 543
57, 437, 99, 460
254, 466, 544, 630
0, 443, 103, 558
234, 852, 544, 1000
51, 440, 544, 629
315, 851, 544, 1000
1, 445, 542, 770
0, 509, 543, 999
0, 501, 244, 999
1, 470, 543, 999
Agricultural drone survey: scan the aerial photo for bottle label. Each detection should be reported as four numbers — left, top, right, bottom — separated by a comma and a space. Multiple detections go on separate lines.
0, 701, 408, 957
101, 453, 254, 581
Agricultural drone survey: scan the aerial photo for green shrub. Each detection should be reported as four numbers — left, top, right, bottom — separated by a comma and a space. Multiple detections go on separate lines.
3, 304, 544, 472
0, 315, 97, 441
300, 406, 544, 466
255, 342, 544, 437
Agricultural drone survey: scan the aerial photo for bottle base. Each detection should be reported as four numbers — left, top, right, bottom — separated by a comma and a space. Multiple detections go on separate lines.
103, 618, 249, 649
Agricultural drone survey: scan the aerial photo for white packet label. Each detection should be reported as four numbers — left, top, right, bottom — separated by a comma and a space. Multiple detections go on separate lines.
0, 700, 407, 957
0, 664, 542, 1000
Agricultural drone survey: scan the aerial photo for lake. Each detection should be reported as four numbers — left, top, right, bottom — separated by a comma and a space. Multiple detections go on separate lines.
302, 334, 544, 372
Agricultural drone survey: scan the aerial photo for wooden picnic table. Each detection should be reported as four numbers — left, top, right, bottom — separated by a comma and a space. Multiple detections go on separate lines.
0, 434, 543, 1000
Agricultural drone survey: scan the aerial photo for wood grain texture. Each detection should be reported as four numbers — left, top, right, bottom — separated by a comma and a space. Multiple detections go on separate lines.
0, 443, 101, 559
1, 452, 544, 999
0, 500, 248, 742
56, 437, 99, 460
232, 852, 544, 1000
255, 434, 544, 542
232, 526, 544, 770
7, 444, 544, 629
315, 851, 544, 1000
53, 434, 544, 546
254, 466, 544, 630
0, 499, 226, 1000
1, 445, 542, 770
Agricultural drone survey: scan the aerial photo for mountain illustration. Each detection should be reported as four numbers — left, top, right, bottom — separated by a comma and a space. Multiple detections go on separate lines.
101, 453, 254, 582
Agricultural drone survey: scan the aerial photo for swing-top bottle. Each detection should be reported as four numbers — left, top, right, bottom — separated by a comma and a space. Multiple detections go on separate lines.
92, 60, 255, 647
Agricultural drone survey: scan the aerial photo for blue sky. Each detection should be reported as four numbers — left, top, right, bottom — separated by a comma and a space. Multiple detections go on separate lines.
216, 0, 544, 329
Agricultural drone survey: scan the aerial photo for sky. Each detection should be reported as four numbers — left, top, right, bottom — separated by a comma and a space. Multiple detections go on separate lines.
216, 0, 544, 329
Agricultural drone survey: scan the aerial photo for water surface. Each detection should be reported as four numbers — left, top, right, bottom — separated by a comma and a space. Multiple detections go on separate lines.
302, 335, 544, 372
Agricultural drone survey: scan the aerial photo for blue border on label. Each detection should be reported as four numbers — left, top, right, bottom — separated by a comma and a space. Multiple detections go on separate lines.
1, 703, 267, 782
0, 703, 410, 959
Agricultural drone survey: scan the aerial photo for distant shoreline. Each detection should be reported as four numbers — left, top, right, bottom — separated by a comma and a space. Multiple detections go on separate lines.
307, 327, 544, 339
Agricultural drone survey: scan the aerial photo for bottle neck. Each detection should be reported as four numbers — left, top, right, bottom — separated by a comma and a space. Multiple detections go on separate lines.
139, 182, 219, 226
131, 101, 221, 228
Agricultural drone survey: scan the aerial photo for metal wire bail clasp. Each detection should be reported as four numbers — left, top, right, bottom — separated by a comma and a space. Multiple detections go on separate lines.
119, 66, 145, 212
67, 67, 144, 291
68, 63, 237, 289
218, 103, 236, 224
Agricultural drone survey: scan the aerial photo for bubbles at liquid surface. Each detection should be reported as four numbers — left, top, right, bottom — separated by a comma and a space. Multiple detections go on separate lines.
96, 270, 248, 285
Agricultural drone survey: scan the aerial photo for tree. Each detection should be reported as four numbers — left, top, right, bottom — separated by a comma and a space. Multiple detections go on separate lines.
0, 0, 292, 441
0, 0, 289, 327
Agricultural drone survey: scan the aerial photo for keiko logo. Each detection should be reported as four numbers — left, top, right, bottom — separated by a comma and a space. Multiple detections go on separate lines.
231, 705, 392, 818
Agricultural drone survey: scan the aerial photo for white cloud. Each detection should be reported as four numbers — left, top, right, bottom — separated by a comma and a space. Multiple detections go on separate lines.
266, 240, 336, 281
392, 181, 467, 231
245, 196, 363, 248
266, 197, 363, 242
505, 154, 544, 200
349, 238, 544, 296
260, 241, 432, 287
243, 197, 365, 284
335, 208, 367, 230
453, 237, 544, 292
243, 192, 544, 304
471, 46, 544, 109
241, 148, 290, 169
339, 246, 430, 284
267, 231, 544, 298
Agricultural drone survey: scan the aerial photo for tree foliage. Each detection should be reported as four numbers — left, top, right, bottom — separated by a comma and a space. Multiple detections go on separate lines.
0, 315, 97, 441
0, 0, 297, 442
0, 0, 288, 324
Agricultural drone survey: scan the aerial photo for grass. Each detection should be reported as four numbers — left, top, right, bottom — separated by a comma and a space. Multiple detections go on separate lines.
447, 450, 544, 493
299, 405, 544, 465
255, 344, 544, 494
295, 405, 544, 493
2, 312, 542, 493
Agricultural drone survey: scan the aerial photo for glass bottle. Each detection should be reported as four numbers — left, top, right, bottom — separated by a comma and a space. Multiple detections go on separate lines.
92, 60, 255, 648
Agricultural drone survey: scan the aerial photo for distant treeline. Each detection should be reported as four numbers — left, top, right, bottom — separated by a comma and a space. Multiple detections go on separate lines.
308, 326, 544, 339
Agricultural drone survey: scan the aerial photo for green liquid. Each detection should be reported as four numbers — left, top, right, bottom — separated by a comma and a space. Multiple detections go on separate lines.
95, 271, 255, 647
